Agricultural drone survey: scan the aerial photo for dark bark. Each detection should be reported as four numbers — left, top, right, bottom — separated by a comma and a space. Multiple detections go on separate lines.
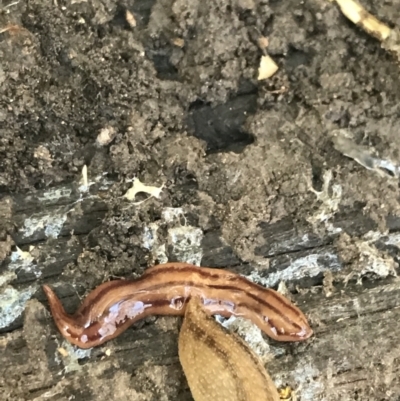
1, 183, 399, 401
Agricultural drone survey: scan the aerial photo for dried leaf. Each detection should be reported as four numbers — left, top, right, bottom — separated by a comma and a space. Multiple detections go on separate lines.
258, 55, 278, 80
334, 0, 391, 41
179, 298, 280, 401
172, 38, 185, 48
123, 178, 164, 203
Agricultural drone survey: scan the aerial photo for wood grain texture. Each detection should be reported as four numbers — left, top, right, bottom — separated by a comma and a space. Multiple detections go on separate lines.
1, 186, 400, 400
